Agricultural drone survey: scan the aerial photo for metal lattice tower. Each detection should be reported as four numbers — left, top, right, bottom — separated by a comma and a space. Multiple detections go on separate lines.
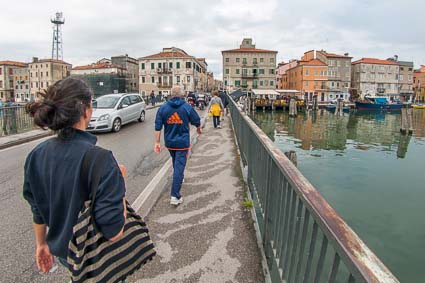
51, 12, 65, 60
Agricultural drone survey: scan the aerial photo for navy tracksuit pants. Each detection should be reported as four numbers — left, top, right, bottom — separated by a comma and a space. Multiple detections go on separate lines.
169, 149, 188, 199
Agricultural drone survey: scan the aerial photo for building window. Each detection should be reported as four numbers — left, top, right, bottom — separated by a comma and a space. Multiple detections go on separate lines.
158, 63, 162, 69
46, 82, 49, 87
225, 58, 229, 62
236, 69, 240, 75
236, 58, 240, 63
260, 80, 264, 86
169, 62, 173, 69
242, 80, 247, 86
141, 63, 145, 70
142, 76, 146, 83
225, 69, 229, 75
151, 77, 155, 83
151, 63, 155, 69
235, 80, 240, 87
269, 69, 274, 75
176, 62, 180, 69
260, 58, 264, 63
176, 76, 180, 83
259, 69, 265, 75
187, 76, 190, 82
224, 80, 227, 86
400, 75, 404, 81
270, 58, 274, 63
242, 58, 247, 64
186, 62, 192, 69
253, 58, 258, 64
0, 68, 2, 75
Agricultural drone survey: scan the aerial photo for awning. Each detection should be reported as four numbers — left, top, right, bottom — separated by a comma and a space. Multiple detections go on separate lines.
252, 89, 279, 95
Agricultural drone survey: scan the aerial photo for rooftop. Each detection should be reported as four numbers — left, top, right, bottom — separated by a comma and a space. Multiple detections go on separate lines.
221, 47, 277, 54
317, 50, 352, 59
72, 62, 126, 70
299, 59, 327, 66
140, 47, 193, 60
352, 58, 398, 65
0, 60, 28, 67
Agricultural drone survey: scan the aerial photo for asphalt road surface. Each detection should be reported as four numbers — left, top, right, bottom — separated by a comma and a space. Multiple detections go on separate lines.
0, 107, 179, 282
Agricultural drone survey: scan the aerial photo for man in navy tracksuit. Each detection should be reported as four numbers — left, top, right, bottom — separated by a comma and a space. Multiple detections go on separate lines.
154, 86, 201, 205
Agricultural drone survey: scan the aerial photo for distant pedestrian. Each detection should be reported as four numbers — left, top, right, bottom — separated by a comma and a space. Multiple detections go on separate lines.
23, 78, 154, 279
150, 90, 156, 107
154, 85, 201, 206
207, 91, 225, 129
219, 91, 229, 116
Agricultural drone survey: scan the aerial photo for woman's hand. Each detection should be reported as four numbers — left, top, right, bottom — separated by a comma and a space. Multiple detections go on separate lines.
118, 164, 127, 178
36, 244, 54, 273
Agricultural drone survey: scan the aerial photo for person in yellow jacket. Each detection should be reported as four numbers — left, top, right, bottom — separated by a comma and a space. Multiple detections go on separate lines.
207, 91, 225, 129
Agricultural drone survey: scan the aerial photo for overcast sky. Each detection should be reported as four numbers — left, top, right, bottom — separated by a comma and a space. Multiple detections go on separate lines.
1, 0, 424, 79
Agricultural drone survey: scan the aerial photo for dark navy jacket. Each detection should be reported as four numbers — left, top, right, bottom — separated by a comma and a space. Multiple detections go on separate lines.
23, 130, 125, 259
155, 97, 201, 149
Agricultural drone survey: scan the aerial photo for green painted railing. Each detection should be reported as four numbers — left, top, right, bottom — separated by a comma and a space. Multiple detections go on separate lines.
228, 95, 399, 283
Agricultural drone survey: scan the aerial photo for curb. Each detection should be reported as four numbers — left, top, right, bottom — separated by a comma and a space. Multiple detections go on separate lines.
132, 132, 200, 218
0, 130, 54, 150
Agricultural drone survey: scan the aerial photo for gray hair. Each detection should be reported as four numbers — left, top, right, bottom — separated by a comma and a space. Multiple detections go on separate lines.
171, 85, 184, 97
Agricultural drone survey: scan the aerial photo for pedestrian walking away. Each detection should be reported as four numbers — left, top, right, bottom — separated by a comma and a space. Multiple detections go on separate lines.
150, 90, 156, 107
154, 85, 202, 206
23, 77, 155, 282
219, 90, 229, 116
207, 90, 225, 129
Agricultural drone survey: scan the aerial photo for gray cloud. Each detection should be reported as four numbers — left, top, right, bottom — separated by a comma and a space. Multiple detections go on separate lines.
0, 0, 424, 80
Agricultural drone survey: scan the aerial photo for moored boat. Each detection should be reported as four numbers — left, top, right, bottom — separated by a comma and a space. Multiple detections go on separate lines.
412, 104, 425, 109
355, 97, 402, 111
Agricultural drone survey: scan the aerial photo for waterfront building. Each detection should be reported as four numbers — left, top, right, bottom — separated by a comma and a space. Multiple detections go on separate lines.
287, 58, 328, 102
387, 56, 414, 102
138, 47, 207, 97
111, 54, 139, 93
413, 65, 425, 103
316, 50, 352, 100
28, 57, 72, 100
351, 58, 399, 99
0, 61, 28, 102
196, 58, 208, 92
13, 66, 30, 102
71, 62, 127, 97
276, 60, 298, 89
222, 38, 277, 91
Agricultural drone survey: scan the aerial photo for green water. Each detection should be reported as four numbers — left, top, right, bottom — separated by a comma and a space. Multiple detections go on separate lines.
250, 109, 425, 283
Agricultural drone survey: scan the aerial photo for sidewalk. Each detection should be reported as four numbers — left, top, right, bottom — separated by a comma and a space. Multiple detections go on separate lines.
131, 117, 265, 283
0, 103, 163, 150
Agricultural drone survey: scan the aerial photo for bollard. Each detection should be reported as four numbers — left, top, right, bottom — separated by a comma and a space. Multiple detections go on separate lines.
289, 97, 297, 117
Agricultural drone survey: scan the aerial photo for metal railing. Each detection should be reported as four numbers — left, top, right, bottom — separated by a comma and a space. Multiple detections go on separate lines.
228, 96, 399, 283
0, 105, 35, 137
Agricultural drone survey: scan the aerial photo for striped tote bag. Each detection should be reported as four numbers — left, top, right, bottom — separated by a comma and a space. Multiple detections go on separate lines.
67, 147, 156, 283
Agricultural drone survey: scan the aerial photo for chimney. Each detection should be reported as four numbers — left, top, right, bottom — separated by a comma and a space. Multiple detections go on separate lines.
344, 53, 349, 56
32, 57, 39, 63
394, 55, 398, 61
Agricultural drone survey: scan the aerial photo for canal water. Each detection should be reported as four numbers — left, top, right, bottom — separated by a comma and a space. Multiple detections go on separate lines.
250, 109, 425, 283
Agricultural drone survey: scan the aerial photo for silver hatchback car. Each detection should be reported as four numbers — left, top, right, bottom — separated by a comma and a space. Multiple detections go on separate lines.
87, 93, 146, 133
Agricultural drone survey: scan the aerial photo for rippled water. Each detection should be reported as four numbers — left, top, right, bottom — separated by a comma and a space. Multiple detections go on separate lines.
251, 109, 425, 283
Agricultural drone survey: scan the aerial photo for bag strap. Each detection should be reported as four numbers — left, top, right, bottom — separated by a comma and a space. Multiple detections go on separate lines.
80, 146, 110, 208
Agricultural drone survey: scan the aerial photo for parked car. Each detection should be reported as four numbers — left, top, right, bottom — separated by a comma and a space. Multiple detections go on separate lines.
87, 93, 146, 133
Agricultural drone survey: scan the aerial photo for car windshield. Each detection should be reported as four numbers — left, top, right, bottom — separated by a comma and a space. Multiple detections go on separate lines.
93, 96, 120, 109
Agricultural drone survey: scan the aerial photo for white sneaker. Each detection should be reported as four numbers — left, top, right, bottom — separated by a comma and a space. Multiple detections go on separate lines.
170, 196, 183, 206
218, 125, 222, 129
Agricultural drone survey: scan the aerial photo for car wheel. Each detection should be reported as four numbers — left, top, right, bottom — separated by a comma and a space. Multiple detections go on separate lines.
112, 118, 122, 132
138, 110, 145, 122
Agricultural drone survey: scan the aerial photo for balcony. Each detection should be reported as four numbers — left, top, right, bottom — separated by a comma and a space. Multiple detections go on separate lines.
157, 83, 172, 89
241, 73, 258, 79
157, 68, 172, 74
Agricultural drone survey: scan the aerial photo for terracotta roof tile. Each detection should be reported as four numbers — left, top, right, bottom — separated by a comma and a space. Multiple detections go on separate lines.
300, 59, 327, 66
317, 51, 352, 58
141, 51, 192, 59
0, 60, 28, 67
221, 47, 277, 53
72, 62, 126, 71
352, 58, 398, 65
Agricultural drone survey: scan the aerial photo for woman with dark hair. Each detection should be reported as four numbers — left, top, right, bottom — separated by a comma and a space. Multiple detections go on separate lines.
23, 77, 127, 273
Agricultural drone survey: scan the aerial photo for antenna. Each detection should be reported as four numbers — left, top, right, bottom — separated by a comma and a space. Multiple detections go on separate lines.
51, 12, 65, 60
